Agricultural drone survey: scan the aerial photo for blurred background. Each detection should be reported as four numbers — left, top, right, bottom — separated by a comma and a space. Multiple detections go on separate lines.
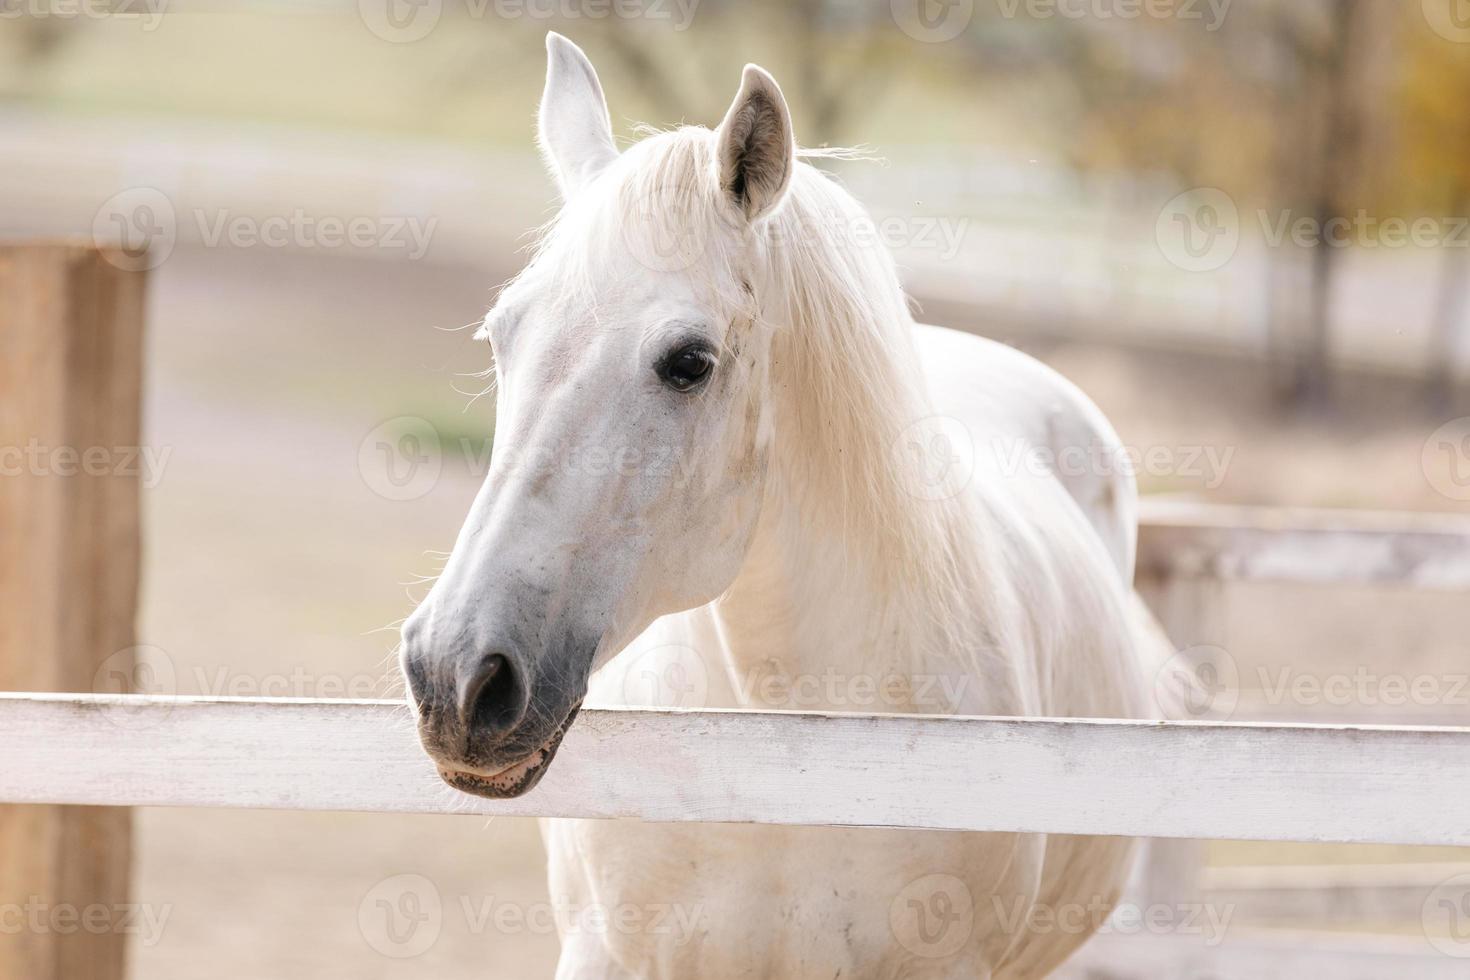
4, 0, 1470, 975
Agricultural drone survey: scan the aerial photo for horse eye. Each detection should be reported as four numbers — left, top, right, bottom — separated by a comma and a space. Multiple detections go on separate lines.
658, 343, 715, 392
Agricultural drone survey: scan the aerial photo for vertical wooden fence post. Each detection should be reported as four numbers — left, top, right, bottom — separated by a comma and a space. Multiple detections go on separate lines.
0, 244, 145, 980
1134, 568, 1228, 915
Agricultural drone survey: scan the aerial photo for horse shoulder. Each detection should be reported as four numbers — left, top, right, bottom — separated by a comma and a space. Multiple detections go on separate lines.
912, 323, 1138, 587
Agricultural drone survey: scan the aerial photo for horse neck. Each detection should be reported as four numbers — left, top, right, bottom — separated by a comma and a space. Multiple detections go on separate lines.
711, 300, 1028, 718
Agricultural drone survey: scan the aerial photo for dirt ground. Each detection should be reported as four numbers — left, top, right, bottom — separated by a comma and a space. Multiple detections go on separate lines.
122, 245, 1470, 978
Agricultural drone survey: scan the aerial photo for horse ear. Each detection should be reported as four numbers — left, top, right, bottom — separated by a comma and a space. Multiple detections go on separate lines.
538, 32, 618, 198
714, 64, 795, 223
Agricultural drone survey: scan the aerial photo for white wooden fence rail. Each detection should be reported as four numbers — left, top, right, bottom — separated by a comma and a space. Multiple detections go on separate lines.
5, 692, 1470, 847
1136, 500, 1470, 589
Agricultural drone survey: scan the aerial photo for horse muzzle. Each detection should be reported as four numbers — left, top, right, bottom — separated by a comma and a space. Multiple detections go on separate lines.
401, 607, 591, 799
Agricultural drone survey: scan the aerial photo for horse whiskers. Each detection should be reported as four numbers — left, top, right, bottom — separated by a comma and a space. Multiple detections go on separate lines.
449, 378, 497, 405
432, 316, 494, 334
362, 619, 407, 637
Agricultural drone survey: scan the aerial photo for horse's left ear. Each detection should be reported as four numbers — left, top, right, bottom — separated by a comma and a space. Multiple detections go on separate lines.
538, 32, 619, 199
714, 65, 795, 223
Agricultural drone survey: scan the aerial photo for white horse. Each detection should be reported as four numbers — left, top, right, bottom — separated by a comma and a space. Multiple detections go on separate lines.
401, 32, 1155, 979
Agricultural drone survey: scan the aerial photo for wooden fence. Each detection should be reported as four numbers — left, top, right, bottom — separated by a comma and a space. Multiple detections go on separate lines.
4, 694, 1470, 846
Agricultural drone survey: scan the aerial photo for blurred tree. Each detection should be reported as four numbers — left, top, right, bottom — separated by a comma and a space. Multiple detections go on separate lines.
3, 16, 74, 101
544, 0, 894, 145
1398, 7, 1470, 409
1259, 0, 1376, 409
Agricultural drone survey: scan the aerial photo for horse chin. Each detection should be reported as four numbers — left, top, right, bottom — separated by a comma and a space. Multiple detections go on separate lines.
436, 703, 582, 800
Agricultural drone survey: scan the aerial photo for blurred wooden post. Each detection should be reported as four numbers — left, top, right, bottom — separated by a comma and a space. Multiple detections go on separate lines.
1134, 567, 1227, 916
0, 245, 145, 980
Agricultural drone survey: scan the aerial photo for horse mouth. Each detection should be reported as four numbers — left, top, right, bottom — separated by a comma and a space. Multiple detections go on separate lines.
436, 703, 582, 800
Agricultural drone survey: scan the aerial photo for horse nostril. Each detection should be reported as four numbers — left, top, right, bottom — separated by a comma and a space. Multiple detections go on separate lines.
456, 652, 527, 737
